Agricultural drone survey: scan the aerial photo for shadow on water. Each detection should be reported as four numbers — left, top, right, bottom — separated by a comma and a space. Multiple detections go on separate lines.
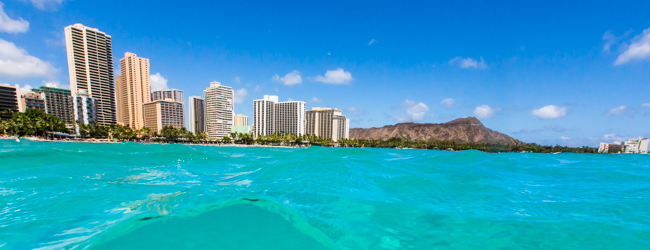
89, 203, 332, 250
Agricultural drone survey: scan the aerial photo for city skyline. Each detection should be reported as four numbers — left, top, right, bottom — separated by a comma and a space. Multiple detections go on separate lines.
0, 1, 649, 146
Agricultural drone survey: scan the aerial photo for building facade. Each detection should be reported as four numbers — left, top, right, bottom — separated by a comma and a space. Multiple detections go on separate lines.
143, 99, 184, 133
73, 89, 96, 126
33, 85, 75, 125
234, 114, 249, 126
20, 92, 45, 112
204, 82, 234, 140
305, 107, 349, 141
116, 52, 151, 129
188, 96, 205, 134
152, 89, 184, 103
64, 23, 116, 126
0, 84, 18, 120
624, 137, 649, 154
253, 95, 306, 137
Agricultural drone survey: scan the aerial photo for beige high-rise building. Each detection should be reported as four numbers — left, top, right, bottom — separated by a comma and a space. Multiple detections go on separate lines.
143, 99, 184, 134
204, 82, 234, 140
234, 114, 249, 126
64, 23, 115, 125
115, 52, 151, 129
306, 107, 349, 141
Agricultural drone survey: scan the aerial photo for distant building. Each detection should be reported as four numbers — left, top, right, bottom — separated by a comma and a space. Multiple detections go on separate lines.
235, 114, 249, 126
73, 89, 96, 126
20, 92, 45, 112
32, 85, 75, 125
116, 52, 151, 129
253, 95, 306, 136
306, 107, 349, 141
0, 84, 19, 120
598, 142, 625, 154
143, 99, 184, 134
624, 137, 649, 154
188, 96, 206, 134
204, 82, 234, 140
65, 23, 116, 126
152, 89, 184, 103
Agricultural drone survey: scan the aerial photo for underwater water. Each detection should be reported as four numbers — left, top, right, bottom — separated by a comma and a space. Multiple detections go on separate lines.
1, 139, 649, 249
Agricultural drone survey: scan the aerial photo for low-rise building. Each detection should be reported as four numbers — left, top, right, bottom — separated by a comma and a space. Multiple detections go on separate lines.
32, 84, 76, 125
235, 114, 249, 126
143, 99, 184, 134
20, 92, 45, 112
624, 137, 649, 154
598, 142, 625, 154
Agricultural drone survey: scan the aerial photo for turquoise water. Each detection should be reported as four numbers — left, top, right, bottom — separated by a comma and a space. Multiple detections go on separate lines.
1, 140, 649, 249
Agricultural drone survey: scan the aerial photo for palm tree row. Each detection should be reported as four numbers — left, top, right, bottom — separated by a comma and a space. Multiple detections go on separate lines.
1, 109, 70, 138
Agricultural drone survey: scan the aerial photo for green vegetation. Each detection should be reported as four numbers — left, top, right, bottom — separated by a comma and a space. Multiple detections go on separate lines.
336, 137, 598, 153
0, 109, 70, 137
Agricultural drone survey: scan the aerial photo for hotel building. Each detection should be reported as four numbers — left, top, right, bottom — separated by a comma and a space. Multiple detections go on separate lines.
143, 99, 184, 134
152, 89, 184, 103
0, 84, 18, 120
73, 89, 96, 126
64, 23, 116, 125
234, 114, 249, 126
188, 96, 205, 134
204, 82, 234, 140
115, 52, 151, 129
32, 85, 76, 125
305, 107, 349, 141
253, 95, 306, 136
20, 92, 45, 112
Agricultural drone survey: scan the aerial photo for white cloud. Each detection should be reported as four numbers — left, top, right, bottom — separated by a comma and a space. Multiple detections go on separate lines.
473, 105, 500, 119
368, 39, 378, 45
440, 98, 457, 108
274, 87, 279, 92
643, 103, 650, 108
532, 105, 568, 119
19, 84, 32, 92
29, 0, 65, 10
254, 85, 261, 92
272, 70, 302, 85
313, 68, 352, 84
233, 88, 248, 104
395, 99, 430, 122
234, 76, 240, 84
327, 52, 331, 55
603, 134, 626, 142
560, 136, 570, 140
44, 81, 68, 89
605, 105, 632, 117
287, 97, 295, 101
602, 30, 617, 52
615, 27, 650, 65
449, 56, 487, 69
149, 73, 168, 91
0, 39, 57, 78
0, 3, 29, 33
308, 97, 323, 103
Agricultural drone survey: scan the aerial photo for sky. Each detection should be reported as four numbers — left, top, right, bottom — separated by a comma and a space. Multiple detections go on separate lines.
0, 0, 649, 147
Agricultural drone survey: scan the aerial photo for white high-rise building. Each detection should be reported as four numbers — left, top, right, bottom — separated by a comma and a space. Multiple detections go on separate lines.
152, 89, 184, 103
188, 96, 206, 134
253, 95, 306, 137
306, 107, 349, 141
73, 89, 96, 129
204, 82, 234, 140
64, 23, 115, 126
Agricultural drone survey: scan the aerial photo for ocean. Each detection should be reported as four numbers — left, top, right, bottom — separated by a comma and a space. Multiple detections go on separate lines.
1, 139, 649, 249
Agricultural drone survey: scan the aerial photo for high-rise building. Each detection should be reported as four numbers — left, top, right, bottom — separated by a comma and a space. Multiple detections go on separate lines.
188, 96, 205, 134
116, 52, 151, 129
624, 137, 650, 154
0, 84, 18, 120
234, 114, 249, 126
64, 23, 115, 126
306, 107, 349, 141
20, 92, 45, 112
73, 89, 96, 126
32, 85, 75, 125
143, 99, 184, 134
204, 82, 234, 140
253, 95, 306, 137
152, 89, 184, 103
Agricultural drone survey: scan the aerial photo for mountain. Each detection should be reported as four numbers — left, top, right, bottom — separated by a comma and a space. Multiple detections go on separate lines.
349, 117, 522, 144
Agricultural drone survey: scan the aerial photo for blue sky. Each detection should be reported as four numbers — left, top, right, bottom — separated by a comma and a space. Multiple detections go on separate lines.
1, 0, 649, 146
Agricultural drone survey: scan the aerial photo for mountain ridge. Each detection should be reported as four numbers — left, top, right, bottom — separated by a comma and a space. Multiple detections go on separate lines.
349, 117, 523, 144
